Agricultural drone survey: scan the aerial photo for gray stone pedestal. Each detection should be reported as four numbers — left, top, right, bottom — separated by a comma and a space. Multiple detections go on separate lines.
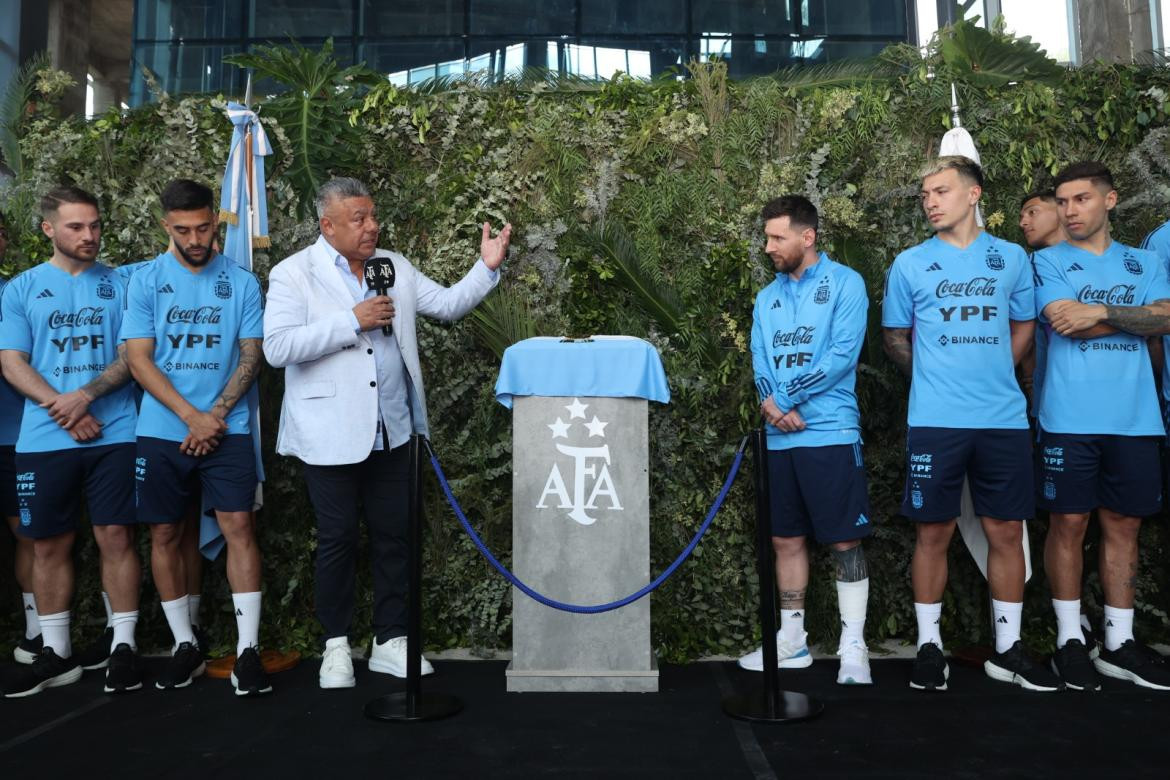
505, 395, 658, 692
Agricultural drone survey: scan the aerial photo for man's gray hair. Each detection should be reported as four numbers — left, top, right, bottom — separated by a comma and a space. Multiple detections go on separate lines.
315, 177, 370, 219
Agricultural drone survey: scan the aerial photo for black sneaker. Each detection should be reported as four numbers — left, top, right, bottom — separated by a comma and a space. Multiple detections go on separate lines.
909, 642, 949, 691
103, 643, 143, 694
75, 627, 114, 671
984, 641, 1062, 691
1094, 639, 1170, 690
1051, 639, 1101, 691
155, 641, 206, 690
231, 647, 273, 697
2, 648, 81, 698
13, 634, 42, 665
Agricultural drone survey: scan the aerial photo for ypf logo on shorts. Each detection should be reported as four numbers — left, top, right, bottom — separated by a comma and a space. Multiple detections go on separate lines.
135, 456, 147, 482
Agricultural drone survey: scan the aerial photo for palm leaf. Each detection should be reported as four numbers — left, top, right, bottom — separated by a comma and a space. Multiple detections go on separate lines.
939, 18, 1064, 87
224, 39, 383, 215
0, 51, 49, 178
468, 287, 541, 359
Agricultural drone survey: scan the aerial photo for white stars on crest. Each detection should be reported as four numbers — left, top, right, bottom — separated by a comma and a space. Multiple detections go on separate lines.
565, 398, 589, 419
547, 417, 571, 438
584, 416, 607, 438
547, 399, 609, 440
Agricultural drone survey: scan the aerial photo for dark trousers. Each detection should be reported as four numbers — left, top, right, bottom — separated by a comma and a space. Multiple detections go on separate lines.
302, 445, 410, 644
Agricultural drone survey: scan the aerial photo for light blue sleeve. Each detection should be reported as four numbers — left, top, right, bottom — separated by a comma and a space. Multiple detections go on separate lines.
1033, 248, 1076, 317
880, 258, 913, 328
119, 268, 156, 341
749, 294, 777, 405
239, 274, 264, 340
778, 271, 869, 406
0, 277, 32, 353
1008, 247, 1036, 320
1142, 252, 1170, 302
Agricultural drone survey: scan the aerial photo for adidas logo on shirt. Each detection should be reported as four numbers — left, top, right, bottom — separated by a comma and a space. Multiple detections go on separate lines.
770, 299, 781, 310
159, 283, 175, 293
35, 288, 54, 299
925, 262, 942, 272
1066, 263, 1084, 272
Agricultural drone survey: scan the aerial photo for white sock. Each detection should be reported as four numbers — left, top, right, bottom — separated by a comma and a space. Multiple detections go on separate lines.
188, 594, 202, 627
1103, 605, 1134, 652
101, 591, 113, 628
779, 608, 805, 644
914, 602, 943, 650
1080, 612, 1092, 633
991, 599, 1023, 654
22, 593, 40, 640
111, 611, 138, 651
836, 578, 868, 647
161, 596, 195, 649
39, 610, 71, 658
1052, 598, 1085, 648
232, 591, 261, 656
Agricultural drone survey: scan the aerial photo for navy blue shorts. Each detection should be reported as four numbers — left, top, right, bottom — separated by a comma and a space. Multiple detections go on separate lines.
767, 442, 872, 544
136, 435, 256, 524
14, 443, 137, 539
1036, 431, 1161, 517
902, 427, 1033, 522
0, 445, 17, 518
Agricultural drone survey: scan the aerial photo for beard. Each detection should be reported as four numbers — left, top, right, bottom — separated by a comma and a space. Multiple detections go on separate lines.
176, 241, 215, 267
54, 238, 99, 263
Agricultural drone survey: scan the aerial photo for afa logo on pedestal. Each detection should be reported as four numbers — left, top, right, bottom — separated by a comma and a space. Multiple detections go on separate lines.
536, 397, 623, 526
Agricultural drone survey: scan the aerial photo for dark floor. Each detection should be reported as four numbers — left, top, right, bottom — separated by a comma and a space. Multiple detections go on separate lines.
0, 655, 1167, 778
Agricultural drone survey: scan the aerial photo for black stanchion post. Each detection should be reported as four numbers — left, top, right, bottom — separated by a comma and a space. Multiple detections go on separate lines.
364, 434, 463, 723
722, 429, 824, 724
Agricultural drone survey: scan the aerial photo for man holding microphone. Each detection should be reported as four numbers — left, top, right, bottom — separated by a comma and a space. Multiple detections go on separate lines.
263, 177, 511, 689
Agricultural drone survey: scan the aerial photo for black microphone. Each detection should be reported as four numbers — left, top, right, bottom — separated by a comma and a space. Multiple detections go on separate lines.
363, 256, 396, 336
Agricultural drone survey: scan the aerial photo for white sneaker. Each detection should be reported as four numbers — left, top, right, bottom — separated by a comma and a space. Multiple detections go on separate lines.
836, 640, 872, 685
319, 637, 355, 689
368, 636, 435, 678
737, 630, 813, 671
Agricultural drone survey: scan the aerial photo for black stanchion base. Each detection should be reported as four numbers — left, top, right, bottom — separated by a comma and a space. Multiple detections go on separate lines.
722, 690, 825, 724
363, 692, 464, 723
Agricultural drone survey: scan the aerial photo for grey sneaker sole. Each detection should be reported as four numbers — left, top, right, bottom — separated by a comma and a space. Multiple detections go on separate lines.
13, 646, 36, 665
319, 675, 356, 689
736, 652, 814, 672
368, 658, 435, 677
1093, 657, 1170, 690
3, 665, 82, 698
230, 672, 273, 697
983, 660, 1060, 692
1049, 658, 1100, 691
103, 679, 143, 694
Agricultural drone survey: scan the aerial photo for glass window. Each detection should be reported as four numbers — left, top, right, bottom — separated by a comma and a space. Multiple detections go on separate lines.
802, 0, 907, 37
1000, 0, 1073, 63
579, 37, 687, 77
692, 1, 795, 36
250, 0, 354, 39
131, 42, 243, 104
361, 40, 467, 85
580, 1, 688, 34
362, 0, 465, 37
468, 39, 557, 76
469, 0, 576, 35
135, 0, 244, 41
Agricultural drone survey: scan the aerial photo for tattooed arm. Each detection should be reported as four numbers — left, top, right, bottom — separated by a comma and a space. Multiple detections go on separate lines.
882, 327, 913, 378
1102, 299, 1170, 336
41, 343, 133, 429
211, 338, 263, 420
1045, 299, 1170, 337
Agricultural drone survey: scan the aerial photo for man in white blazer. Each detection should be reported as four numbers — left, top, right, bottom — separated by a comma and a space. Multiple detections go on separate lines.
263, 177, 511, 689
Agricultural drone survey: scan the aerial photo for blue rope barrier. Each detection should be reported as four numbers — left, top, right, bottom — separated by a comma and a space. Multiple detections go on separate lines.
427, 437, 748, 614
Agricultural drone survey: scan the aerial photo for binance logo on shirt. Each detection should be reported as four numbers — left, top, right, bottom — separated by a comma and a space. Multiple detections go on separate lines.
214, 271, 233, 300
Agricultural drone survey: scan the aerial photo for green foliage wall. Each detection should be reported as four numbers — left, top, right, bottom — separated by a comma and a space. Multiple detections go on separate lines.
5, 38, 1170, 659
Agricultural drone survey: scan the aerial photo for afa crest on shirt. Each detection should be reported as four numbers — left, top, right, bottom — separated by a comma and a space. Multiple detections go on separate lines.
985, 249, 1004, 271
1124, 253, 1143, 275
214, 271, 233, 300
814, 279, 830, 304
96, 279, 115, 300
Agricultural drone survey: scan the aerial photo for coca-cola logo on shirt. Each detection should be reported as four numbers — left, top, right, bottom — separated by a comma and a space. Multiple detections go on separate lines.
48, 307, 105, 328
1078, 284, 1136, 305
935, 277, 998, 298
166, 305, 223, 324
773, 326, 815, 348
